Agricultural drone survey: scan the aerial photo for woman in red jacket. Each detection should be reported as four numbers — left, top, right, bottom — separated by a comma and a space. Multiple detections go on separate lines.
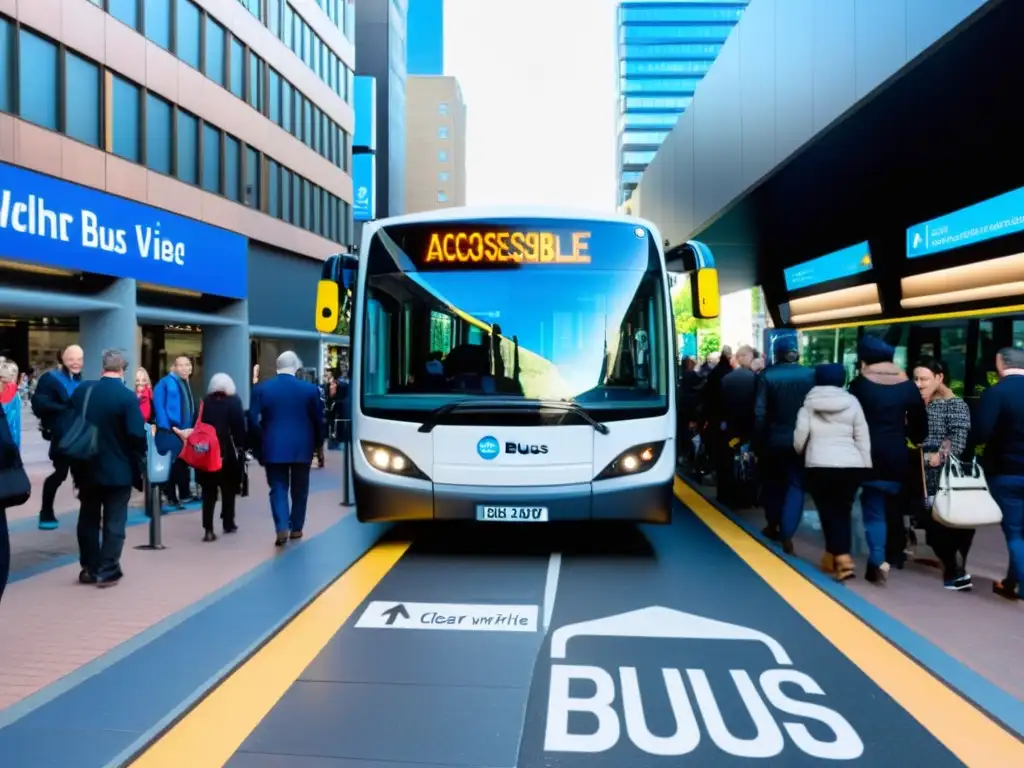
135, 368, 155, 428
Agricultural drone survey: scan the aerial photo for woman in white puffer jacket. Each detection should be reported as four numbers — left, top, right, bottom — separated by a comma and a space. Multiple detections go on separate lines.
793, 363, 872, 582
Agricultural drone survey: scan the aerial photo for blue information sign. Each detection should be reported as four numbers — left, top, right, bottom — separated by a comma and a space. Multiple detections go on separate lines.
354, 76, 377, 151
352, 154, 376, 222
907, 185, 1024, 258
784, 241, 873, 292
0, 162, 247, 298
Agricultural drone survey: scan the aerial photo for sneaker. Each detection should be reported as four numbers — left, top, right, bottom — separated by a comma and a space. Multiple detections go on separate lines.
944, 573, 973, 591
275, 531, 289, 546
866, 562, 890, 584
38, 516, 59, 530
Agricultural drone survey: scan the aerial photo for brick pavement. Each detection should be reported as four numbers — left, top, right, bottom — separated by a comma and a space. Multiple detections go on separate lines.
0, 456, 350, 712
690, 475, 1024, 701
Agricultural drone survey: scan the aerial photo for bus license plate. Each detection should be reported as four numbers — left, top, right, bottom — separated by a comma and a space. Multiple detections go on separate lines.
476, 505, 549, 522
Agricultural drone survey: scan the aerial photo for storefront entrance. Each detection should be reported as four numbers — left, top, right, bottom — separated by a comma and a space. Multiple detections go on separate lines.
140, 324, 204, 398
0, 316, 79, 377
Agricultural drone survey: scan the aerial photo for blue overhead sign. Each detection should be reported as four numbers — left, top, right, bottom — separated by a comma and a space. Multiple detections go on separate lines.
352, 154, 375, 222
0, 162, 248, 298
354, 76, 377, 151
784, 241, 873, 292
907, 185, 1024, 258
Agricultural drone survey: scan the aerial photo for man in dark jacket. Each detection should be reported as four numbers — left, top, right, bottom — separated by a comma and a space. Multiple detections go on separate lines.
69, 349, 148, 587
30, 344, 84, 530
716, 345, 758, 504
848, 334, 928, 583
972, 346, 1024, 599
754, 336, 815, 549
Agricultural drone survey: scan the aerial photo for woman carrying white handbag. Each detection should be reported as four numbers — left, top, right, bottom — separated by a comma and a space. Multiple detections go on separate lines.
913, 358, 983, 591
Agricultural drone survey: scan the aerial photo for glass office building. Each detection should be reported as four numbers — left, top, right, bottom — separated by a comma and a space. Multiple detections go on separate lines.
617, 1, 748, 205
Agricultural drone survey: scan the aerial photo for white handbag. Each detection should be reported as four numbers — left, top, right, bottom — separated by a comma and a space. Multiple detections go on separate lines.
932, 456, 1003, 528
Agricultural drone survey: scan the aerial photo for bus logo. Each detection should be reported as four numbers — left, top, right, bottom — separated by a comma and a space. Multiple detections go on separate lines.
477, 436, 500, 460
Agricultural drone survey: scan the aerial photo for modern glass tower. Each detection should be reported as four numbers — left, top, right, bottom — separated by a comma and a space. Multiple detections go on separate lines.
617, 1, 748, 205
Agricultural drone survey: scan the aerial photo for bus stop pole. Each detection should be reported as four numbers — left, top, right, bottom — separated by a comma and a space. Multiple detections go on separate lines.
136, 476, 166, 550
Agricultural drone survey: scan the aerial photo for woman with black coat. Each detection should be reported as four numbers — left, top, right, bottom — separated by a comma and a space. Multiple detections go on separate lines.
195, 373, 247, 541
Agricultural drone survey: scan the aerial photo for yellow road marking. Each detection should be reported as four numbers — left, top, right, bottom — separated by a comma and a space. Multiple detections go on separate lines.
675, 477, 1024, 766
132, 540, 410, 768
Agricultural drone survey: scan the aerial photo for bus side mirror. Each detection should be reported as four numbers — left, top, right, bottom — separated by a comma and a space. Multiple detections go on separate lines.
315, 254, 359, 333
692, 267, 720, 319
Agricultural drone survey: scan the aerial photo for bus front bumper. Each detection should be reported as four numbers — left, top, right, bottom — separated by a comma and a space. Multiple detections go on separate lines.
353, 475, 673, 524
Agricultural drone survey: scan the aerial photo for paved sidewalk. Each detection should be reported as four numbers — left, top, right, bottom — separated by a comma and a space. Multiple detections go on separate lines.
688, 473, 1024, 701
0, 465, 350, 712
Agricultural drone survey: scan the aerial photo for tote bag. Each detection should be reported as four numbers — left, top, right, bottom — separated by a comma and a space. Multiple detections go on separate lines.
932, 456, 1003, 528
146, 428, 172, 484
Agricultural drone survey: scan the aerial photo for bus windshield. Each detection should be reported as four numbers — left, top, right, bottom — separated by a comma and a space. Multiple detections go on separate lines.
360, 218, 670, 420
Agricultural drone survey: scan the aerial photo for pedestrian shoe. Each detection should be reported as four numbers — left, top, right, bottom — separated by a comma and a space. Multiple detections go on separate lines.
223, 523, 239, 534
992, 580, 1020, 601
820, 553, 836, 573
96, 572, 123, 588
833, 555, 856, 583
944, 573, 973, 591
38, 517, 58, 531
290, 530, 304, 540
78, 569, 97, 585
203, 530, 217, 542
781, 539, 795, 556
762, 525, 780, 541
275, 531, 289, 546
865, 562, 890, 584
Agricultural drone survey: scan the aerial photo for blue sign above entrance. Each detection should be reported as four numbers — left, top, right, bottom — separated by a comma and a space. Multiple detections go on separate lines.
0, 162, 248, 298
784, 241, 873, 292
907, 184, 1024, 259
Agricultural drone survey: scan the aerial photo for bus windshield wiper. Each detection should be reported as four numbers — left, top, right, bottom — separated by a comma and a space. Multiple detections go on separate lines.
417, 398, 610, 434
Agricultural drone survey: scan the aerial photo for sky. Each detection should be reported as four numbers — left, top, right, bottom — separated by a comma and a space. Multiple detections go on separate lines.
444, 0, 618, 212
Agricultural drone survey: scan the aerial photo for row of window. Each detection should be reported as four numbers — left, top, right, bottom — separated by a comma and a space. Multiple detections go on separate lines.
622, 95, 694, 111
621, 171, 642, 185
622, 150, 657, 167
619, 5, 746, 24
0, 20, 351, 244
92, 0, 351, 170
621, 77, 703, 95
621, 130, 670, 147
236, 0, 355, 103
622, 112, 679, 129
620, 24, 739, 44
621, 45, 721, 64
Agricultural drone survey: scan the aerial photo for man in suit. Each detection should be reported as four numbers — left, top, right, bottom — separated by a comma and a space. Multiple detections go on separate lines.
249, 351, 325, 546
69, 349, 148, 587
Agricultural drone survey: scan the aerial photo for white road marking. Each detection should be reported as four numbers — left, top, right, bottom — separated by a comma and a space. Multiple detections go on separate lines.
543, 552, 562, 632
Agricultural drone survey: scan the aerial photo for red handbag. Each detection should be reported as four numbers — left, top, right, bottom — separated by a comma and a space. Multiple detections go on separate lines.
179, 401, 223, 472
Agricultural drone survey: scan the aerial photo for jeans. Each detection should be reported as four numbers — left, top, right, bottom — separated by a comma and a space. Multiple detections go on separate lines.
806, 468, 861, 555
761, 454, 805, 541
989, 474, 1024, 587
0, 507, 9, 605
77, 485, 131, 580
266, 463, 311, 534
40, 457, 70, 519
860, 480, 902, 567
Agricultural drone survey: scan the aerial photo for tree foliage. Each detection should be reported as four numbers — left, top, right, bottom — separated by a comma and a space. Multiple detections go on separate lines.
671, 276, 720, 336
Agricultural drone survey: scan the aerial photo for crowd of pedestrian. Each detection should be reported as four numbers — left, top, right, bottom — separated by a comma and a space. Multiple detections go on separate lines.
680, 336, 1024, 602
0, 346, 350, 603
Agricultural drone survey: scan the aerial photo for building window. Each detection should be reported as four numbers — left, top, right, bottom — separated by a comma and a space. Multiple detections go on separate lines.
267, 159, 280, 217
144, 0, 172, 50
268, 69, 281, 124
18, 30, 58, 132
146, 93, 173, 175
438, 102, 448, 115
302, 179, 312, 230
224, 135, 240, 201
248, 52, 264, 112
64, 52, 101, 147
283, 3, 294, 50
229, 38, 244, 100
281, 81, 293, 133
204, 17, 226, 86
176, 109, 199, 185
437, 125, 449, 139
439, 171, 449, 182
437, 191, 447, 203
302, 98, 312, 145
245, 0, 262, 22
244, 146, 260, 208
174, 0, 201, 68
109, 0, 139, 31
292, 173, 301, 225
281, 167, 292, 223
437, 150, 448, 162
112, 76, 141, 163
312, 185, 321, 234
0, 19, 11, 113
268, 0, 281, 38
201, 123, 221, 193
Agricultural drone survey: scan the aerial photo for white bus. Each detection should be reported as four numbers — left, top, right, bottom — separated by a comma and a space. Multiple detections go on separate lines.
316, 207, 719, 523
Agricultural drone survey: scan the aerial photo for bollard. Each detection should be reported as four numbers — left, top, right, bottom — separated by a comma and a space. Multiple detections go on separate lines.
135, 476, 167, 550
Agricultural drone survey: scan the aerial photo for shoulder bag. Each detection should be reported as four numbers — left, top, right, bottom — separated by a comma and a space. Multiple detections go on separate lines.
58, 384, 99, 461
932, 455, 1003, 528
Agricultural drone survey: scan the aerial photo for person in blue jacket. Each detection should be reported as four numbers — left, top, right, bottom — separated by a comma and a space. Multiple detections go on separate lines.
152, 355, 197, 509
249, 351, 325, 546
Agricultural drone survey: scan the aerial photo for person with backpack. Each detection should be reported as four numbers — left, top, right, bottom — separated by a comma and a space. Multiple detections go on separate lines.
189, 373, 247, 542
30, 344, 84, 530
66, 349, 147, 587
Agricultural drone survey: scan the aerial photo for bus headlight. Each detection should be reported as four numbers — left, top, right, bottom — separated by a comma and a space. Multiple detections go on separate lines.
594, 441, 665, 481
360, 441, 429, 480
